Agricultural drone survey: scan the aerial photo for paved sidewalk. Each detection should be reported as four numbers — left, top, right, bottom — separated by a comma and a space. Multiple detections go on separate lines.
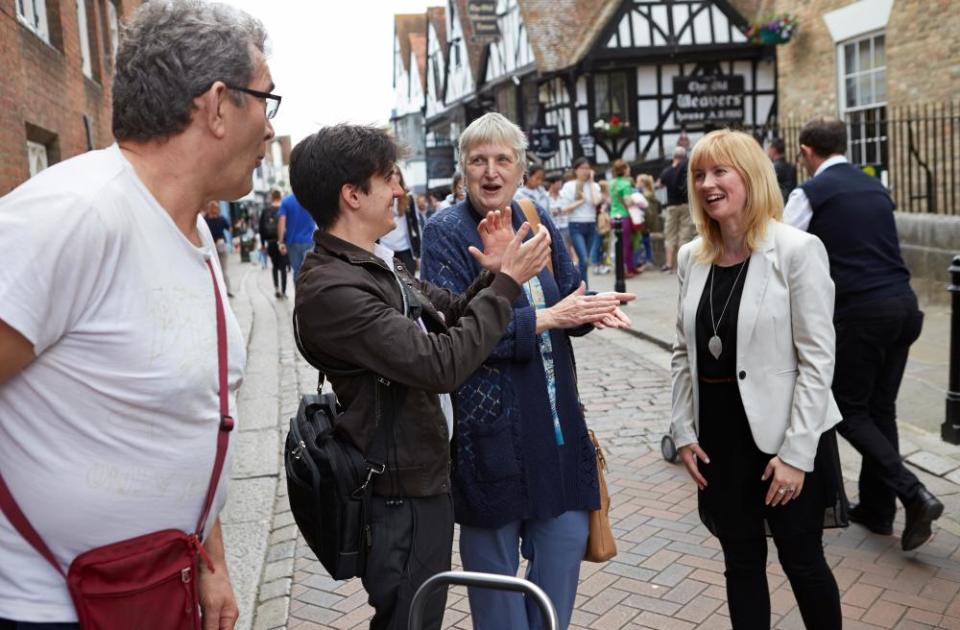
232, 260, 960, 630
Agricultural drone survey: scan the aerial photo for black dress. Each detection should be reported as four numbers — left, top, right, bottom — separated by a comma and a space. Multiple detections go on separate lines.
694, 260, 847, 540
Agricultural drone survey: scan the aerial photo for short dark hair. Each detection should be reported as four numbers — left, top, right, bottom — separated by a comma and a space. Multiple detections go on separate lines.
799, 117, 847, 158
572, 157, 590, 170
289, 125, 399, 231
769, 137, 786, 155
612, 159, 629, 177
526, 163, 545, 178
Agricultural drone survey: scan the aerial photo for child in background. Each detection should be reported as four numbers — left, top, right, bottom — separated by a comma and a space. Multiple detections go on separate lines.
635, 173, 659, 269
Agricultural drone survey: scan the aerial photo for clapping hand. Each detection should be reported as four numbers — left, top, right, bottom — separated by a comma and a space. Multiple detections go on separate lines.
469, 207, 520, 274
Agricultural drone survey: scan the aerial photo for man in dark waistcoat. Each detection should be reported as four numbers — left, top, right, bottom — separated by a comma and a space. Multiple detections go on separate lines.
784, 117, 943, 551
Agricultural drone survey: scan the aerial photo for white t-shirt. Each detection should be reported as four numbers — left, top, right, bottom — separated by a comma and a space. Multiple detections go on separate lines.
379, 202, 412, 253
0, 144, 245, 622
559, 180, 601, 223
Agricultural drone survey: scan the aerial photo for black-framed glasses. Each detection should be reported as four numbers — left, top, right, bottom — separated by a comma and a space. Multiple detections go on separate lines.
225, 84, 282, 120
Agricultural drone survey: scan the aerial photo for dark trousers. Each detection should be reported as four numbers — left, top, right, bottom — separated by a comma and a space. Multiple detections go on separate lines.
266, 240, 288, 294
698, 382, 841, 630
720, 531, 840, 630
361, 494, 454, 630
0, 621, 78, 630
833, 292, 924, 521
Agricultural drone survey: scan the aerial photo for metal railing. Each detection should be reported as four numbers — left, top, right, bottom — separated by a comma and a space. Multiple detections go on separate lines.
408, 571, 558, 630
764, 102, 960, 216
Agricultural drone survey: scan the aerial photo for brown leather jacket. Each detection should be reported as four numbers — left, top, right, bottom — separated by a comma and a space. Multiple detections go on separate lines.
294, 231, 521, 497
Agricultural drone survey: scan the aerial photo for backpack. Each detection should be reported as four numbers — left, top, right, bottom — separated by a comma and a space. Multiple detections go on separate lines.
261, 206, 279, 240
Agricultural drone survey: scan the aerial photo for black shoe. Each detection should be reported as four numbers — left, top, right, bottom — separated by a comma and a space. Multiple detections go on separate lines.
901, 488, 944, 551
848, 503, 893, 536
227, 292, 235, 298
275, 290, 282, 298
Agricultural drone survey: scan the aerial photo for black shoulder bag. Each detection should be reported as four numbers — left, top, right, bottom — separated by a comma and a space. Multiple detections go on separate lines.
284, 268, 418, 580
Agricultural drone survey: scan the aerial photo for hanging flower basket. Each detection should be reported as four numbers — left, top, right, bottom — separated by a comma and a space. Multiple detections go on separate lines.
593, 115, 630, 139
746, 14, 798, 45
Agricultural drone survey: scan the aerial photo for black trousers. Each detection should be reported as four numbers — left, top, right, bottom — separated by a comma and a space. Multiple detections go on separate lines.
833, 292, 924, 521
361, 494, 454, 630
266, 240, 288, 294
698, 382, 841, 630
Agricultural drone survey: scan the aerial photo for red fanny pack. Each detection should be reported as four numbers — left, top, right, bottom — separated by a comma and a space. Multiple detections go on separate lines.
0, 259, 233, 629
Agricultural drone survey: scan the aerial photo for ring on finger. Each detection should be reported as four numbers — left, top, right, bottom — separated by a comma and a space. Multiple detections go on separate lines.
776, 487, 787, 495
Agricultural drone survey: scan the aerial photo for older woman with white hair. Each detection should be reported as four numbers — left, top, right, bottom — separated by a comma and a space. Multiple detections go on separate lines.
421, 113, 633, 630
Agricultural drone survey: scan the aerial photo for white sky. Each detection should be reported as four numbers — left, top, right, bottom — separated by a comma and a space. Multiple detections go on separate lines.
220, 0, 434, 145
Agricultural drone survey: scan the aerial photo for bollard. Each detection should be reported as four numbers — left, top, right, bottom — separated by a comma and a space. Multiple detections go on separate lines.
943, 255, 960, 445
612, 217, 625, 294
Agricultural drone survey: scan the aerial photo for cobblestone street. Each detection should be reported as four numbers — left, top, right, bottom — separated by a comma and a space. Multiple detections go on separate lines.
229, 258, 960, 630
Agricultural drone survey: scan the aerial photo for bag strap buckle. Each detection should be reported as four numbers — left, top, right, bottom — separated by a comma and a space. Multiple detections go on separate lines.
352, 462, 386, 498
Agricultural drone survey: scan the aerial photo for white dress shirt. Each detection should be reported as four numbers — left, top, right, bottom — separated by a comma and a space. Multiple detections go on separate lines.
782, 155, 849, 231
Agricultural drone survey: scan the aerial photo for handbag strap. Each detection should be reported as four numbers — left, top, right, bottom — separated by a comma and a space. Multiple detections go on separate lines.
0, 258, 234, 576
197, 258, 235, 538
516, 198, 554, 275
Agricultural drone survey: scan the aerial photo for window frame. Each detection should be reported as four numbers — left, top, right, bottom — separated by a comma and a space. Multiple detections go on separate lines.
17, 0, 50, 43
837, 30, 888, 168
77, 0, 93, 78
593, 71, 630, 122
26, 140, 49, 177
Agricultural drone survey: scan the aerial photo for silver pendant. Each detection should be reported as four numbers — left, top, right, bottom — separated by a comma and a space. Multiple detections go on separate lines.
708, 335, 723, 360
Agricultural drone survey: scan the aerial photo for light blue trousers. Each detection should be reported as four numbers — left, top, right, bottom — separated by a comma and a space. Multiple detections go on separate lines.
459, 510, 589, 630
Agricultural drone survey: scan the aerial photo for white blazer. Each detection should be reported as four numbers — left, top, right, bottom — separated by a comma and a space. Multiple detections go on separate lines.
669, 219, 842, 472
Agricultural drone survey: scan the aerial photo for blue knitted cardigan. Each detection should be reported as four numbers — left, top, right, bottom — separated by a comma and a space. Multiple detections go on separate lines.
421, 199, 600, 529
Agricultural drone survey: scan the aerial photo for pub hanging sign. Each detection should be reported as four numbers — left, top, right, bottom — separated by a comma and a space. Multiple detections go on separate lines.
672, 75, 745, 125
468, 0, 500, 45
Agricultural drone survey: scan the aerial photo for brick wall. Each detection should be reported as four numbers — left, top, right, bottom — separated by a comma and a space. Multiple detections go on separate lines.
735, 0, 960, 122
0, 0, 141, 196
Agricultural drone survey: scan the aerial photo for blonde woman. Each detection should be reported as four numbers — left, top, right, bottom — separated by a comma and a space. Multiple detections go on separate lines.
670, 130, 845, 629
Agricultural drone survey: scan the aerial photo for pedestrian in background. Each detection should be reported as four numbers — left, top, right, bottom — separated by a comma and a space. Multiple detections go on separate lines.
547, 174, 574, 261
0, 0, 274, 624
260, 189, 289, 298
609, 159, 637, 278
767, 137, 797, 202
595, 179, 612, 273
379, 169, 419, 273
421, 112, 633, 630
785, 117, 943, 551
659, 145, 693, 272
671, 129, 844, 630
278, 192, 317, 282
635, 173, 659, 269
204, 200, 234, 297
559, 157, 603, 287
515, 163, 550, 212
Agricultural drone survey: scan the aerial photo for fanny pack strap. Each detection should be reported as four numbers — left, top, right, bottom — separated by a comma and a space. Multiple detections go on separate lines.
0, 258, 234, 575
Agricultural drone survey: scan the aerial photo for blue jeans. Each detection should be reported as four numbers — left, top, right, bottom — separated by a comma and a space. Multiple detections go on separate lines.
0, 620, 79, 630
460, 511, 589, 630
287, 241, 313, 283
568, 222, 597, 288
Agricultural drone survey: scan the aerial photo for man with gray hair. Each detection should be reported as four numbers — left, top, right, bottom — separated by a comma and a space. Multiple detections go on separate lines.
658, 145, 692, 272
0, 1, 277, 626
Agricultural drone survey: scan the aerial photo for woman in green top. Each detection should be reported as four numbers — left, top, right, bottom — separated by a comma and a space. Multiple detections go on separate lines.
609, 159, 637, 277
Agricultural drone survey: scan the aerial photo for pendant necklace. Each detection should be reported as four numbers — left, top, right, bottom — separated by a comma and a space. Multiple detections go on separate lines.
707, 259, 748, 360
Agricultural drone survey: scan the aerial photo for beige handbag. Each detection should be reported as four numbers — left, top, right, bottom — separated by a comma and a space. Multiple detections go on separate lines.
584, 430, 617, 562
